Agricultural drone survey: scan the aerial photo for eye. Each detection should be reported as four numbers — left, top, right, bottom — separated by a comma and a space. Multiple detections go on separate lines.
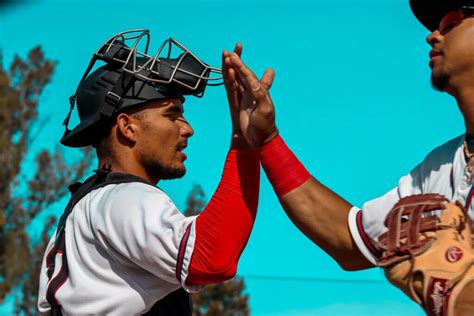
439, 11, 465, 34
165, 113, 188, 123
166, 114, 180, 121
440, 21, 461, 34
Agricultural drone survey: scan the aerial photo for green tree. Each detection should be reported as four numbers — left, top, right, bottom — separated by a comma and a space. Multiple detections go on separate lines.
184, 184, 250, 316
0, 47, 93, 315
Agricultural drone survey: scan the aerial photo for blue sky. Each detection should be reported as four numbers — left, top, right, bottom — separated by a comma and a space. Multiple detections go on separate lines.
1, 0, 464, 315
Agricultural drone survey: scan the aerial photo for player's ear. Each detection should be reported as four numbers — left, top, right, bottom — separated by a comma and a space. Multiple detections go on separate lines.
116, 113, 139, 144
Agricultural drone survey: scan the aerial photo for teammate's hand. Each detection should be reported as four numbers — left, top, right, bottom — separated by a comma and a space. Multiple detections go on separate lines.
227, 50, 278, 148
222, 44, 251, 149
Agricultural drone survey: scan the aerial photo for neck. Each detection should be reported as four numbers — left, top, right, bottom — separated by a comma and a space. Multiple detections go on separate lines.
449, 84, 474, 135
98, 156, 159, 185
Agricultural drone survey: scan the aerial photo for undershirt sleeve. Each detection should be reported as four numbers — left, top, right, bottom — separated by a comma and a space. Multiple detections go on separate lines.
92, 149, 260, 290
186, 149, 260, 285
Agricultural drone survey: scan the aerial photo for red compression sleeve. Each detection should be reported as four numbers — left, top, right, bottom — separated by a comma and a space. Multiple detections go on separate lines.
259, 135, 311, 197
186, 149, 260, 285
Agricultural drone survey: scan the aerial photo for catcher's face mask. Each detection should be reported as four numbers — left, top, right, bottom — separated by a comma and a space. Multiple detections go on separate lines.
93, 29, 222, 93
61, 29, 222, 147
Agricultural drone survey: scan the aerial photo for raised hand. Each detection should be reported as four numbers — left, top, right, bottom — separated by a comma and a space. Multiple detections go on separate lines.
226, 49, 278, 148
222, 44, 250, 149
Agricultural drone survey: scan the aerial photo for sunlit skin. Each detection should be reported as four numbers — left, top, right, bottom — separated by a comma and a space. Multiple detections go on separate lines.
97, 43, 263, 185
224, 10, 474, 271
226, 49, 371, 271
98, 99, 194, 184
427, 11, 474, 133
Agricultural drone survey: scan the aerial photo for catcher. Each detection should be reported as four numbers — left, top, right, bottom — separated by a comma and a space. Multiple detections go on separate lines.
223, 0, 474, 315
37, 30, 275, 314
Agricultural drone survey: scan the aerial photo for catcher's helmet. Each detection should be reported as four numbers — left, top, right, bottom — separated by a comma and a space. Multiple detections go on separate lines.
61, 29, 222, 148
410, 0, 474, 31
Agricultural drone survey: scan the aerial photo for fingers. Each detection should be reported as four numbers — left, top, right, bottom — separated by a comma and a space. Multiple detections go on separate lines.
222, 49, 242, 114
224, 58, 239, 96
260, 68, 275, 90
222, 42, 243, 92
229, 53, 256, 85
234, 43, 242, 57
229, 53, 267, 102
223, 43, 242, 59
224, 44, 274, 104
222, 52, 233, 91
222, 50, 229, 80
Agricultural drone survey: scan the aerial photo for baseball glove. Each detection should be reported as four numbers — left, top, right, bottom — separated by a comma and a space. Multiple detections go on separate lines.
376, 194, 473, 316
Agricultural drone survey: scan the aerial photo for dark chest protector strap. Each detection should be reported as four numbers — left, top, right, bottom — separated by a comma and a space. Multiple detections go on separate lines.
45, 170, 192, 316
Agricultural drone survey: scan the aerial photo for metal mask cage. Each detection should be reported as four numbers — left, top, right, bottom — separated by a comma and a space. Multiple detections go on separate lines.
94, 29, 223, 94
63, 29, 223, 134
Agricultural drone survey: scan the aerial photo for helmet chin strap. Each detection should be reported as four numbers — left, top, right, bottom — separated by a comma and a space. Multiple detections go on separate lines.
100, 70, 136, 117
101, 161, 112, 172
63, 55, 98, 132
61, 95, 76, 136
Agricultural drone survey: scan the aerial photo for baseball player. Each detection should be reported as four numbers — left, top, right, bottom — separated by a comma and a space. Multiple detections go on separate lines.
223, 0, 474, 313
37, 30, 271, 315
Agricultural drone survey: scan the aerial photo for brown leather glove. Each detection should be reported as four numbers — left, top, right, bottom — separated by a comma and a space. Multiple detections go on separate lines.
376, 194, 474, 316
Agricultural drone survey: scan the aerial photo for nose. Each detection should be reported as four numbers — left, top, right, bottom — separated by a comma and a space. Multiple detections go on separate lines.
180, 120, 194, 138
426, 29, 443, 47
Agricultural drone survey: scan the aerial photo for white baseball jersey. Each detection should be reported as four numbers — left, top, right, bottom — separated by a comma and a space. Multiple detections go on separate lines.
38, 182, 204, 315
348, 134, 474, 265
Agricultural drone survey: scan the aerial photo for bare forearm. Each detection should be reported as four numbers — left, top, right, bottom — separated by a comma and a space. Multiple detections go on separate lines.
280, 177, 372, 270
225, 53, 374, 270
260, 136, 373, 270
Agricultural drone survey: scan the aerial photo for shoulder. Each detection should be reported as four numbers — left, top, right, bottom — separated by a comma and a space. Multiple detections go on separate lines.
88, 181, 181, 223
420, 134, 463, 168
409, 135, 463, 178
92, 182, 172, 206
402, 135, 463, 195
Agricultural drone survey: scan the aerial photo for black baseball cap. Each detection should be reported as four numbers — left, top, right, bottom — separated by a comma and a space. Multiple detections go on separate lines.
410, 0, 474, 31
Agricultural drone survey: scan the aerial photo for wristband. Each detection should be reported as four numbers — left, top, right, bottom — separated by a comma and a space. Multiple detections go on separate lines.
259, 135, 311, 197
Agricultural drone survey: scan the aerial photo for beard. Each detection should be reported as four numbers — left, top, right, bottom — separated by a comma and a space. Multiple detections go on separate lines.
149, 160, 186, 180
431, 71, 450, 92
138, 121, 186, 180
140, 146, 186, 181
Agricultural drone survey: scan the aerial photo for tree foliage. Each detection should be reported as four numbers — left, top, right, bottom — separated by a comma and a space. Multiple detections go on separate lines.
184, 184, 250, 316
0, 47, 93, 315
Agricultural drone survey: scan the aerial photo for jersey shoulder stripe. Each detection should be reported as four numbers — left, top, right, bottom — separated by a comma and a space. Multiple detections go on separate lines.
176, 224, 192, 283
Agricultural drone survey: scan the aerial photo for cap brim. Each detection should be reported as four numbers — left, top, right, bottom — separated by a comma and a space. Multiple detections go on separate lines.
410, 0, 465, 31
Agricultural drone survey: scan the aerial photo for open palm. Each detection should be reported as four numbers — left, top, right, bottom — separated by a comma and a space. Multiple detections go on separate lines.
223, 46, 278, 148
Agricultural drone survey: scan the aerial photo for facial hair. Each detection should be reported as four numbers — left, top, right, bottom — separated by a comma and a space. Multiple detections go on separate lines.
431, 71, 450, 92
141, 152, 186, 180
138, 119, 186, 180
150, 162, 186, 180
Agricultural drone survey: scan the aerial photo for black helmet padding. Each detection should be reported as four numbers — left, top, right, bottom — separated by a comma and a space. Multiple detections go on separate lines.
60, 63, 184, 148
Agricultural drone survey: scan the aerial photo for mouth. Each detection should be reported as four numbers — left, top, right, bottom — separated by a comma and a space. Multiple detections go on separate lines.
429, 50, 442, 59
429, 50, 443, 68
177, 143, 187, 160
